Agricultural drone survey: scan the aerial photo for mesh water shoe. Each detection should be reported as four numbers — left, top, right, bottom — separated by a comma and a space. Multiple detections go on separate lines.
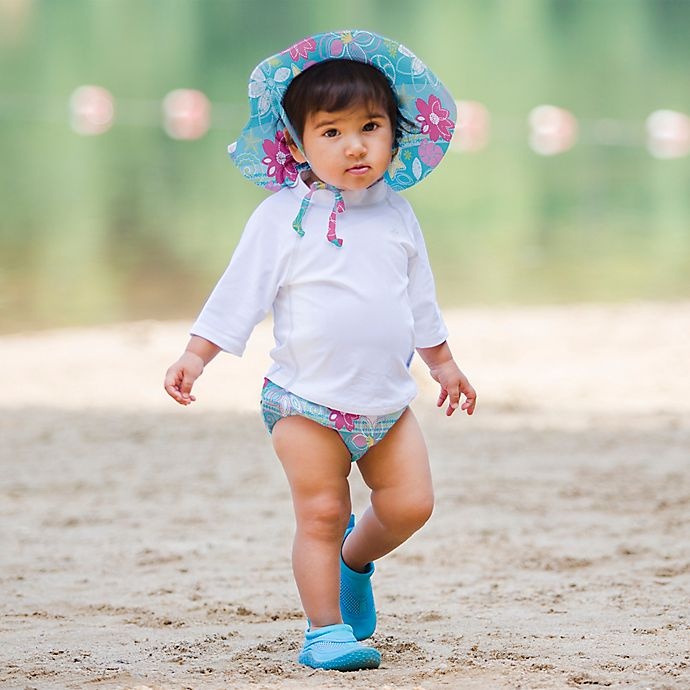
340, 514, 377, 640
298, 623, 381, 671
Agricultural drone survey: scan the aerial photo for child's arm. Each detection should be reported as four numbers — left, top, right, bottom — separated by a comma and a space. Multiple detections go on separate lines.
164, 335, 221, 406
416, 341, 477, 417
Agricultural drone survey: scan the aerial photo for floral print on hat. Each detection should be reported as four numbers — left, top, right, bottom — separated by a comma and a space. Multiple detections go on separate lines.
262, 131, 298, 185
416, 95, 454, 142
229, 29, 457, 193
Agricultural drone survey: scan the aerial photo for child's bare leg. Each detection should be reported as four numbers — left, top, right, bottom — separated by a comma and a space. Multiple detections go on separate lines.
342, 409, 434, 571
271, 415, 353, 628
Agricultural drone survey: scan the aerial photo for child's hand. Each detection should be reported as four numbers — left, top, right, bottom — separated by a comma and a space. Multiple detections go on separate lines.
164, 352, 204, 406
429, 359, 477, 417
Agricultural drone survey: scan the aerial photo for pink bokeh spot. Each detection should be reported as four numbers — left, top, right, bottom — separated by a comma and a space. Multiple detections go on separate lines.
70, 85, 114, 136
262, 131, 298, 185
528, 105, 578, 156
162, 89, 211, 140
416, 95, 454, 142
454, 100, 490, 152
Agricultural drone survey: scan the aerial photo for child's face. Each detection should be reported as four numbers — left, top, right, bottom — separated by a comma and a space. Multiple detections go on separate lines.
287, 103, 394, 191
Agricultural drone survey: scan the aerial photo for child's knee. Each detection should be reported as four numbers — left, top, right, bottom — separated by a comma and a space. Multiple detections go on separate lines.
402, 491, 434, 531
297, 494, 351, 538
377, 489, 434, 535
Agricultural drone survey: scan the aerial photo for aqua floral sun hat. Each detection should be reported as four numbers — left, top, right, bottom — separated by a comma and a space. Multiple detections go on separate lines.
228, 29, 457, 193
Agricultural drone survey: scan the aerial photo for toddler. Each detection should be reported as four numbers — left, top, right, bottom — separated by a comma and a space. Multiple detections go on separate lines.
164, 29, 476, 672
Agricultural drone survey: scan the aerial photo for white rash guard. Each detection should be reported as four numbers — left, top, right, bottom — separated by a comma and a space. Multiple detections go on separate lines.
191, 177, 448, 415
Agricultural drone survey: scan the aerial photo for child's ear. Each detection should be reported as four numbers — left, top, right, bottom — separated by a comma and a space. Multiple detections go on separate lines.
284, 129, 306, 163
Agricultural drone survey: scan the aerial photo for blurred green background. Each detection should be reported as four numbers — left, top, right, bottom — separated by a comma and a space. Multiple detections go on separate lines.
1, 0, 689, 333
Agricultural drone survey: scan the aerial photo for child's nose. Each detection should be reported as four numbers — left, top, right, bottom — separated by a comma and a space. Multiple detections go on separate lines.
346, 136, 367, 157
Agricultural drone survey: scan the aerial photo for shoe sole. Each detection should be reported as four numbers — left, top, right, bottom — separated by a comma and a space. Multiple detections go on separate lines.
298, 648, 381, 671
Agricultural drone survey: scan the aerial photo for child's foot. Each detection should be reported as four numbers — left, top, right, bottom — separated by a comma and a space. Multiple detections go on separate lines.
298, 623, 381, 671
340, 514, 377, 640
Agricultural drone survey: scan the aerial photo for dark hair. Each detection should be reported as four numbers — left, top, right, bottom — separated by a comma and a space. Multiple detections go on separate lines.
282, 59, 411, 149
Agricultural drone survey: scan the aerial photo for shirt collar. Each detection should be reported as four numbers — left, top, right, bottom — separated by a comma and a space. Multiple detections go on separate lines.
288, 175, 388, 208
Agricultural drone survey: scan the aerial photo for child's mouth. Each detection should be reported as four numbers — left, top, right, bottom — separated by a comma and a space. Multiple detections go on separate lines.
346, 165, 370, 175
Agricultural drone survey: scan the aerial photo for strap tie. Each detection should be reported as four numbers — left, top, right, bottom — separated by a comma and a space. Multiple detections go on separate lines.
292, 181, 345, 247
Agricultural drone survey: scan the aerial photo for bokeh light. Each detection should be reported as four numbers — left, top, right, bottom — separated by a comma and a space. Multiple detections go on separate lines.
646, 109, 690, 159
162, 89, 211, 141
452, 100, 490, 152
69, 85, 114, 136
528, 105, 578, 156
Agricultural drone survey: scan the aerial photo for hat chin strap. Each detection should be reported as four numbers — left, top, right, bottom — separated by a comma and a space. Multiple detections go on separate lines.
281, 108, 346, 247
280, 106, 307, 160
292, 180, 345, 248
295, 160, 312, 175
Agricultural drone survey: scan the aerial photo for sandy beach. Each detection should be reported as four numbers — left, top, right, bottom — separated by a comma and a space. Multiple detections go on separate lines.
2, 302, 689, 690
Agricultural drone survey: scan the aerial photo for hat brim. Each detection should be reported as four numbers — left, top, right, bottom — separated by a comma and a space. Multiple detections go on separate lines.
229, 29, 456, 192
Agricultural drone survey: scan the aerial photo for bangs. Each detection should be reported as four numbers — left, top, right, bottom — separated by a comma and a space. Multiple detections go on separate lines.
283, 60, 410, 145
307, 65, 391, 116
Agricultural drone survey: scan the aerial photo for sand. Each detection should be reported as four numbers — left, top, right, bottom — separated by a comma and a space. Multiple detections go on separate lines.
1, 302, 689, 690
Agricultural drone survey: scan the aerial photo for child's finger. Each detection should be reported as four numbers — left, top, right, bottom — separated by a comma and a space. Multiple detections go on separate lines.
180, 372, 196, 398
164, 383, 186, 405
462, 390, 477, 415
163, 370, 177, 390
437, 388, 448, 407
163, 372, 180, 397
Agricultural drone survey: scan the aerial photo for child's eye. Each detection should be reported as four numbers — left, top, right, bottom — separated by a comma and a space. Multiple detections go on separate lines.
323, 129, 339, 138
362, 122, 378, 132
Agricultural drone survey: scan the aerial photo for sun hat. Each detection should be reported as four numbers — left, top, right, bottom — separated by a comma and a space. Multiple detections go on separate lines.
228, 29, 457, 194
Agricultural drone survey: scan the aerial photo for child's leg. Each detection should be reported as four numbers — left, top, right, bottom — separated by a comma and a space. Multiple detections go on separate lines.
271, 415, 353, 628
342, 409, 434, 571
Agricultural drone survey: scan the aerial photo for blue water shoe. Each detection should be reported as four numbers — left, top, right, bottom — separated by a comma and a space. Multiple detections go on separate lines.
340, 514, 377, 640
298, 623, 380, 671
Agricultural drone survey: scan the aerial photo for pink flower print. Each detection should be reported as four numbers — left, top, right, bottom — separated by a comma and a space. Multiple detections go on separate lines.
351, 433, 374, 449
416, 95, 454, 142
330, 37, 346, 57
287, 37, 317, 61
262, 131, 298, 185
328, 409, 360, 432
418, 140, 444, 168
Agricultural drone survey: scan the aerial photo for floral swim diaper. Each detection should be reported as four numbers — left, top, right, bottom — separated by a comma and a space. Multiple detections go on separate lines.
260, 378, 406, 462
